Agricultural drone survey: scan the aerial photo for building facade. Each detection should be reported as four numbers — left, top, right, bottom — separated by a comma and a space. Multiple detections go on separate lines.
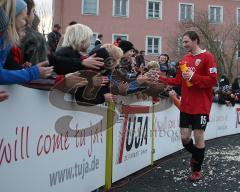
53, 0, 240, 76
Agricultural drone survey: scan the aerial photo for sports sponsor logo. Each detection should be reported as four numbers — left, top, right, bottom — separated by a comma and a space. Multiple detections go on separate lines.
209, 67, 217, 73
195, 59, 201, 66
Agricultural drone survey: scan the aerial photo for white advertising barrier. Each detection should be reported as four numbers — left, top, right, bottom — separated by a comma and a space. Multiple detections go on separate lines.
154, 103, 183, 160
0, 85, 106, 192
112, 96, 153, 182
1, 85, 239, 190
154, 102, 240, 161
207, 104, 240, 139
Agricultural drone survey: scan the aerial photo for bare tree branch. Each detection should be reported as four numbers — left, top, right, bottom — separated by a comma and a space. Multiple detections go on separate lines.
172, 10, 240, 80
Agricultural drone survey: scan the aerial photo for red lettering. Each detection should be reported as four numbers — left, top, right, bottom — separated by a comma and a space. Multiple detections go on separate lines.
93, 127, 99, 144
100, 121, 103, 143
21, 127, 24, 159
44, 135, 51, 154
0, 139, 12, 166
37, 133, 70, 157
88, 130, 93, 157
37, 135, 43, 156
26, 127, 29, 158
0, 126, 29, 167
75, 129, 86, 148
75, 129, 80, 147
52, 134, 64, 152
64, 132, 69, 150
14, 127, 18, 162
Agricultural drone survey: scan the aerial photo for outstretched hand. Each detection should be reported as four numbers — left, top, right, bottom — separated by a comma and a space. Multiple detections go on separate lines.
65, 71, 88, 90
37, 61, 54, 78
0, 91, 9, 102
92, 74, 109, 87
104, 93, 117, 102
82, 54, 104, 70
21, 62, 32, 68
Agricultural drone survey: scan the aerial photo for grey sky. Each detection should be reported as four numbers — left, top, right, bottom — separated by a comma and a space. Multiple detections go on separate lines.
34, 0, 53, 34
34, 0, 52, 10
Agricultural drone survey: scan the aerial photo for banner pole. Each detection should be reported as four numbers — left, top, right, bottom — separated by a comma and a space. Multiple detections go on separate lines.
105, 102, 115, 191
151, 100, 155, 165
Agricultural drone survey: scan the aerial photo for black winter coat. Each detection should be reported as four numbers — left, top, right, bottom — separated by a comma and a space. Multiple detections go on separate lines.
49, 46, 85, 75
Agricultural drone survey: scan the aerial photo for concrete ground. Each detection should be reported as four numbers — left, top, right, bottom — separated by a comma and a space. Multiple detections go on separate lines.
109, 134, 240, 192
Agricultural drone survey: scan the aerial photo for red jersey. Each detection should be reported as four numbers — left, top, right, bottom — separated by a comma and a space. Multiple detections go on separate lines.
159, 50, 217, 115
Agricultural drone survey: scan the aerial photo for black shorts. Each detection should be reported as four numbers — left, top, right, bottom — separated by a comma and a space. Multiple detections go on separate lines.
179, 112, 209, 130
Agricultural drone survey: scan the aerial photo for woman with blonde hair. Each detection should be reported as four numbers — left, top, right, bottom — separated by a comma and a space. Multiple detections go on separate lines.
52, 23, 104, 74
0, 0, 16, 101
0, 0, 18, 47
62, 23, 93, 53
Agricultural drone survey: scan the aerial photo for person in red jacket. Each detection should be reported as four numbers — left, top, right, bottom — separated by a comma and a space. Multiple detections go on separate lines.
158, 31, 217, 182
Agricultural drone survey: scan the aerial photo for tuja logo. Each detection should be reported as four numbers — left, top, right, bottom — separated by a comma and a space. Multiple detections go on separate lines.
117, 105, 150, 164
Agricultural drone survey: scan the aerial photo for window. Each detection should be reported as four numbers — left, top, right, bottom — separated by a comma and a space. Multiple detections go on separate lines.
112, 34, 128, 43
82, 0, 99, 15
87, 33, 98, 53
237, 8, 240, 25
179, 3, 194, 22
209, 5, 223, 24
146, 36, 161, 55
147, 0, 162, 20
113, 0, 129, 17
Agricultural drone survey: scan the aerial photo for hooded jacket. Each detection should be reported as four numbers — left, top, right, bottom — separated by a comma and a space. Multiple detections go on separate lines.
0, 36, 40, 85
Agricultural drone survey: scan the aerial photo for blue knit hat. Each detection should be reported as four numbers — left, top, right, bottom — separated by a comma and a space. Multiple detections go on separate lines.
16, 0, 27, 16
0, 6, 9, 33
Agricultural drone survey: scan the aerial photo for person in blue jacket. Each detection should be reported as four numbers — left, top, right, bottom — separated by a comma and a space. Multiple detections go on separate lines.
0, 0, 53, 86
0, 4, 10, 101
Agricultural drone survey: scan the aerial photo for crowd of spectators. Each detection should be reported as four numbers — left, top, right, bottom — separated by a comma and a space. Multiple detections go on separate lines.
0, 0, 239, 110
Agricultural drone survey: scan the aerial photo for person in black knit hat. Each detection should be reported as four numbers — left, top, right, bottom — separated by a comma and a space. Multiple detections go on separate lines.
118, 40, 135, 57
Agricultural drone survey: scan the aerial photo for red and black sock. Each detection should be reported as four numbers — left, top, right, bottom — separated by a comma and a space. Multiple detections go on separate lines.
192, 147, 205, 172
183, 139, 195, 154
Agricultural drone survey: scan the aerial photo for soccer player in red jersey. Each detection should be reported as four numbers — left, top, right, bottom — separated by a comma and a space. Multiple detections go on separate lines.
159, 31, 218, 181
